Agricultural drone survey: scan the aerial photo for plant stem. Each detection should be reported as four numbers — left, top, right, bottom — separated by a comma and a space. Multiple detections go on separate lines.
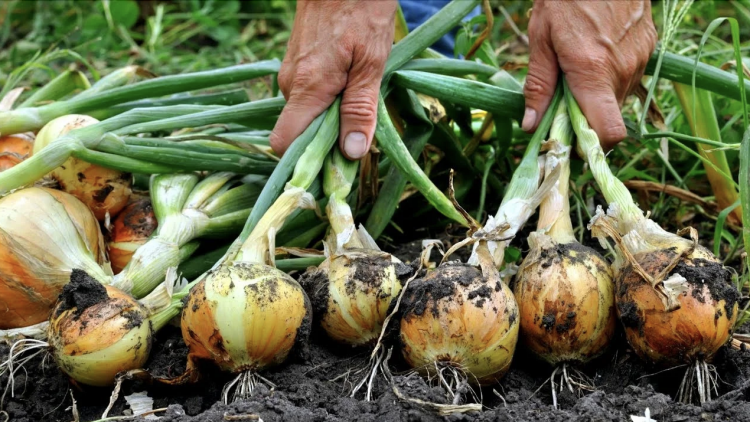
375, 94, 468, 226
565, 80, 644, 231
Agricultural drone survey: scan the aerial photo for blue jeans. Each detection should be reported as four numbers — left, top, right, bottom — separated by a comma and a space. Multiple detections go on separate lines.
400, 0, 481, 57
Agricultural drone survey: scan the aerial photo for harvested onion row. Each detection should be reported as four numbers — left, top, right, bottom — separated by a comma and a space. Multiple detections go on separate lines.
565, 80, 739, 404
512, 100, 615, 408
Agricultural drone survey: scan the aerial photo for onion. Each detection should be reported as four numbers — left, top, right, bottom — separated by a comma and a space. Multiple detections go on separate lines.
513, 102, 616, 369
0, 133, 34, 171
34, 115, 132, 220
302, 150, 406, 347
565, 82, 740, 403
48, 271, 152, 387
0, 187, 109, 329
108, 196, 158, 274
308, 250, 404, 346
616, 245, 738, 365
400, 257, 519, 386
181, 263, 311, 376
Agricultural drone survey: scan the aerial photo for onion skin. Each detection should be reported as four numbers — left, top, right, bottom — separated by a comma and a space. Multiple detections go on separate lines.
305, 250, 404, 347
34, 115, 132, 221
616, 245, 739, 366
513, 239, 616, 366
0, 187, 106, 329
400, 263, 519, 385
0, 133, 34, 171
48, 285, 152, 387
181, 262, 312, 373
108, 196, 158, 274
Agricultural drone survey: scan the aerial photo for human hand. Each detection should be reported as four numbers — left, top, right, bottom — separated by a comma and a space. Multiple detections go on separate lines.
523, 0, 657, 149
269, 0, 398, 160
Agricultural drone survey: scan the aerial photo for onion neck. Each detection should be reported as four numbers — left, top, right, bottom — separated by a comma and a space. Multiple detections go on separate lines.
323, 149, 363, 252
565, 81, 645, 234
537, 101, 576, 245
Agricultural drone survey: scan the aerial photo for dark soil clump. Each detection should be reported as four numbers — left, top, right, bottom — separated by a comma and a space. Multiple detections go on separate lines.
670, 257, 740, 319
54, 268, 109, 318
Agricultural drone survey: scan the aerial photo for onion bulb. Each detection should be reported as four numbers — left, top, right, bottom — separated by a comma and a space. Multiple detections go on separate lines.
305, 250, 405, 346
0, 187, 109, 329
0, 133, 34, 171
566, 82, 740, 402
48, 271, 152, 387
400, 259, 519, 385
181, 262, 311, 374
513, 102, 616, 367
108, 196, 158, 274
34, 115, 132, 220
616, 244, 738, 366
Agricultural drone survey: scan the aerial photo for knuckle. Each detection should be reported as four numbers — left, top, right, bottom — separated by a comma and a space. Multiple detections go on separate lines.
340, 94, 378, 122
523, 71, 554, 101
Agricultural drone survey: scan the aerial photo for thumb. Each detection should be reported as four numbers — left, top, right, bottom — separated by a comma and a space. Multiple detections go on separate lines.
269, 89, 332, 157
523, 22, 559, 133
338, 66, 383, 160
566, 74, 626, 150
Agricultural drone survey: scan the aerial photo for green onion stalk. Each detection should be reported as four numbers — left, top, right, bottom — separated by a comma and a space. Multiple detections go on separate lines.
466, 86, 565, 272
0, 61, 279, 136
17, 69, 91, 109
0, 96, 285, 194
512, 101, 616, 408
566, 81, 739, 404
110, 172, 264, 299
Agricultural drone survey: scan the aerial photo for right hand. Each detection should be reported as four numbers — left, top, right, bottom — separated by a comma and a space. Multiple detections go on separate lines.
269, 0, 398, 160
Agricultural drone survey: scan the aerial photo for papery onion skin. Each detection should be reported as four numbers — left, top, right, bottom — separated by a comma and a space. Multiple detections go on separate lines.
304, 250, 405, 347
514, 238, 616, 366
0, 187, 106, 329
616, 245, 739, 366
400, 263, 519, 385
181, 262, 312, 373
0, 133, 34, 171
34, 115, 132, 221
48, 284, 152, 387
108, 196, 158, 274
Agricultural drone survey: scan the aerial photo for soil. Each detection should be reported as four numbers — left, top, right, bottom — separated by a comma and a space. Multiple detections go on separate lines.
3, 239, 750, 422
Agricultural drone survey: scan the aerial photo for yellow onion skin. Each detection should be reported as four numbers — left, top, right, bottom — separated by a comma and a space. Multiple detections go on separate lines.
48, 285, 152, 387
181, 262, 312, 373
304, 250, 405, 347
34, 115, 132, 221
0, 187, 106, 329
616, 245, 739, 366
400, 263, 519, 385
0, 133, 34, 171
513, 241, 616, 366
108, 196, 158, 274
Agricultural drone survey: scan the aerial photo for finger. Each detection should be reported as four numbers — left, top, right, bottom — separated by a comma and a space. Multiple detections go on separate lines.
338, 54, 386, 160
269, 88, 334, 157
523, 16, 559, 133
566, 74, 626, 150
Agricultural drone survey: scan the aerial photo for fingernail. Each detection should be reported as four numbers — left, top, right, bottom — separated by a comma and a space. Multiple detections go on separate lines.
522, 108, 537, 132
343, 132, 368, 159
